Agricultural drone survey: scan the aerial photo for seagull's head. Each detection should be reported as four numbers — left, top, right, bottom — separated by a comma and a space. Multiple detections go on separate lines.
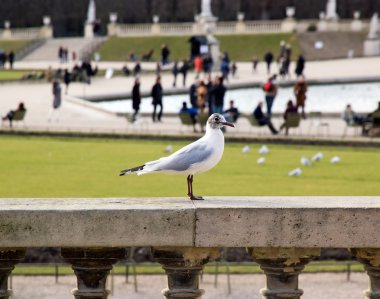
207, 113, 235, 130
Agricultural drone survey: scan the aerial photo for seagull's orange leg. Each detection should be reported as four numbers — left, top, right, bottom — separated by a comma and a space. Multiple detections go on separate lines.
188, 175, 204, 200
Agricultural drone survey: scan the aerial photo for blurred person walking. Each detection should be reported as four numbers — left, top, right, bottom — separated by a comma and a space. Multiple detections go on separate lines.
48, 80, 62, 122
194, 56, 203, 79
63, 69, 71, 94
132, 78, 141, 122
8, 50, 15, 69
264, 51, 274, 74
295, 55, 306, 77
180, 60, 190, 86
294, 76, 308, 118
161, 44, 170, 65
262, 75, 278, 119
172, 61, 179, 87
151, 76, 163, 122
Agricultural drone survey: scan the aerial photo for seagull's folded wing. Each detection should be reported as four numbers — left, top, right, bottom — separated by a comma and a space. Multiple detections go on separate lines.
147, 142, 214, 173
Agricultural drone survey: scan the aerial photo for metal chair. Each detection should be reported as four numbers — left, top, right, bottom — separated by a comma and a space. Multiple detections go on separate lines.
308, 111, 330, 136
246, 114, 265, 135
2, 109, 27, 128
284, 113, 302, 135
179, 112, 196, 133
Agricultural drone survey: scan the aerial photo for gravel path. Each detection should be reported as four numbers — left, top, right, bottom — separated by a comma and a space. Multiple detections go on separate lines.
11, 273, 368, 299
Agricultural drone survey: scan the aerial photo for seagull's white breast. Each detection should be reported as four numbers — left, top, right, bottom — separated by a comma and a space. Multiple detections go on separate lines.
187, 129, 225, 175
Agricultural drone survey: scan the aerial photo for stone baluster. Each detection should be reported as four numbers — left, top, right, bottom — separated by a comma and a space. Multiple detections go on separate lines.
352, 248, 380, 299
248, 248, 320, 299
152, 247, 220, 299
61, 248, 126, 299
0, 249, 25, 299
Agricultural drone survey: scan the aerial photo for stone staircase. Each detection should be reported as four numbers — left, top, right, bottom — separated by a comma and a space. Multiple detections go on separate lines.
21, 37, 107, 61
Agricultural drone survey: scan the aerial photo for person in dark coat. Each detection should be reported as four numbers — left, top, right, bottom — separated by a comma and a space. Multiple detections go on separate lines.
189, 81, 198, 109
211, 77, 227, 114
132, 78, 141, 122
295, 55, 306, 77
253, 102, 278, 134
8, 51, 15, 69
180, 60, 190, 87
161, 44, 170, 65
172, 61, 179, 87
48, 80, 62, 122
151, 76, 163, 122
63, 69, 71, 94
264, 51, 274, 75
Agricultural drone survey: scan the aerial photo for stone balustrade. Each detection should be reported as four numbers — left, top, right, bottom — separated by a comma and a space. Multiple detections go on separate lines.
109, 19, 377, 37
0, 197, 380, 298
0, 26, 52, 40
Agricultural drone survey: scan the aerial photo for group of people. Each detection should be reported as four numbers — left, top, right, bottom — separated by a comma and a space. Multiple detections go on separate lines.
180, 75, 241, 132
251, 74, 308, 135
342, 102, 380, 136
130, 76, 164, 123
262, 41, 306, 80
0, 50, 15, 69
58, 46, 73, 64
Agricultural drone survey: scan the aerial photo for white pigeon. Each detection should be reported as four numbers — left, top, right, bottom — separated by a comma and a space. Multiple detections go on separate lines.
300, 156, 312, 166
242, 145, 250, 154
257, 157, 266, 165
288, 168, 302, 177
330, 156, 341, 164
164, 145, 173, 153
312, 152, 324, 162
258, 145, 269, 155
120, 114, 235, 200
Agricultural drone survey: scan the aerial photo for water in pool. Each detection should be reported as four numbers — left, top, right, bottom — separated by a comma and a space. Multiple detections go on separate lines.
94, 82, 380, 114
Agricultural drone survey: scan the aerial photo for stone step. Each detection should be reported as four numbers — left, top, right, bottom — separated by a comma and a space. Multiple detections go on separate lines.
21, 37, 107, 61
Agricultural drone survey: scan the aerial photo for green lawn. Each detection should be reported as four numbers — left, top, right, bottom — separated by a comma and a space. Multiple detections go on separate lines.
98, 33, 300, 62
0, 70, 28, 81
12, 261, 363, 275
0, 40, 30, 53
217, 33, 301, 61
0, 135, 379, 198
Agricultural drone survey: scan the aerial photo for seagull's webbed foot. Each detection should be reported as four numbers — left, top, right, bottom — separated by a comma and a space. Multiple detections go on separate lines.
190, 195, 204, 201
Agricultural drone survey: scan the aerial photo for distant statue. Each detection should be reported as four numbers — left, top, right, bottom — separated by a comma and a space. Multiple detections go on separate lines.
86, 0, 96, 24
201, 0, 214, 18
368, 13, 379, 39
326, 0, 338, 20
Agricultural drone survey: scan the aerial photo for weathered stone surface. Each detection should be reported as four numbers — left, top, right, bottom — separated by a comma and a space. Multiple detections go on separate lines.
2, 197, 380, 248
0, 198, 194, 247
193, 197, 380, 247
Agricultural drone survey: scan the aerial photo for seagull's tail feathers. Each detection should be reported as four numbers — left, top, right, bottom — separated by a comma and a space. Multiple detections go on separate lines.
119, 159, 162, 176
119, 164, 145, 176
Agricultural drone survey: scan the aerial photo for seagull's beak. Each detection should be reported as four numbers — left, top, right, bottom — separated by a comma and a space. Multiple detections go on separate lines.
221, 121, 235, 128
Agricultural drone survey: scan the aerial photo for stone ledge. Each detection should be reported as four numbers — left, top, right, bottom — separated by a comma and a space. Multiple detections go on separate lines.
0, 197, 380, 248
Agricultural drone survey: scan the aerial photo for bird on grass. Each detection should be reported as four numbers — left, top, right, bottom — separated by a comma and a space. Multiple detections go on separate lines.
119, 114, 235, 200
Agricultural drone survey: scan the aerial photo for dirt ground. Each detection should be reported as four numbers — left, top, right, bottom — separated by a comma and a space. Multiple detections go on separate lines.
11, 272, 369, 299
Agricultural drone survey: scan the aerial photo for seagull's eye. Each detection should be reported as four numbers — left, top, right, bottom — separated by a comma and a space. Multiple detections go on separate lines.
215, 117, 220, 122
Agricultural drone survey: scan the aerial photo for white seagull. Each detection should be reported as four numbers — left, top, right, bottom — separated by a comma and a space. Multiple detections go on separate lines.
119, 114, 235, 200
288, 168, 302, 177
300, 156, 312, 166
242, 145, 250, 154
258, 145, 269, 155
330, 156, 341, 164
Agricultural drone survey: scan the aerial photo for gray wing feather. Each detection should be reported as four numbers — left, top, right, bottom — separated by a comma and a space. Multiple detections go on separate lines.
157, 142, 213, 172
